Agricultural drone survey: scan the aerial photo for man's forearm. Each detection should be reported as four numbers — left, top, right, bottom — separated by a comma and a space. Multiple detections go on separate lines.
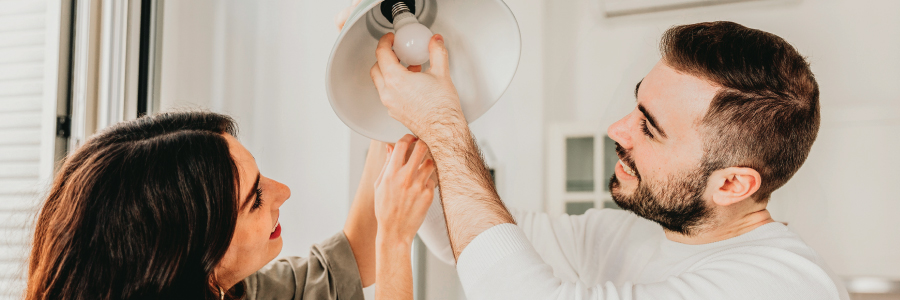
419, 114, 515, 259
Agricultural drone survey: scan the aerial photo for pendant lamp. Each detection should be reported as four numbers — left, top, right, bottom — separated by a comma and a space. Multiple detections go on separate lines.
326, 0, 521, 142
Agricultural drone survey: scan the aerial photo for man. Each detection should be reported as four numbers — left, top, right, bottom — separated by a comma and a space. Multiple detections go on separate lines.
369, 21, 848, 299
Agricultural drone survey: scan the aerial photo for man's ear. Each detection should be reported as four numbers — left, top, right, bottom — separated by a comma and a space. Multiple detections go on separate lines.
708, 167, 761, 207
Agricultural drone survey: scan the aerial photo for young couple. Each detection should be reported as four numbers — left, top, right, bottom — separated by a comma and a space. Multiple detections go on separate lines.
26, 6, 848, 300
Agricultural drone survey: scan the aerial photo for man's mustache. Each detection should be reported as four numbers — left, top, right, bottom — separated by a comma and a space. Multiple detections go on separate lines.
615, 143, 641, 179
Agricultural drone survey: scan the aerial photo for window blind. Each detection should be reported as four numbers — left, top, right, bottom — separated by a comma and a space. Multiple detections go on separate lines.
0, 1, 54, 298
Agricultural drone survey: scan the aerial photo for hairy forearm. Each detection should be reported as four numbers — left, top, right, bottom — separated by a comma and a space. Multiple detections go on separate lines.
418, 113, 515, 259
343, 141, 387, 287
375, 237, 413, 300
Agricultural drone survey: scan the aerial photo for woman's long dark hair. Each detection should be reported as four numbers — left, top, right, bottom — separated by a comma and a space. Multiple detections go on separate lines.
27, 111, 246, 300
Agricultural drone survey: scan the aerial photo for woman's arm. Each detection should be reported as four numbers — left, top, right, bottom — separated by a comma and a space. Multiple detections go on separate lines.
343, 139, 388, 287
373, 135, 436, 300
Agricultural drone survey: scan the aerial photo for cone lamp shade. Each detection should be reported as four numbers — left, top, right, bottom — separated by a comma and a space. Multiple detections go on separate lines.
326, 0, 521, 142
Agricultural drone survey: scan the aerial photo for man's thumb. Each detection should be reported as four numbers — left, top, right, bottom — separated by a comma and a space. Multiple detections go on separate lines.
428, 35, 449, 76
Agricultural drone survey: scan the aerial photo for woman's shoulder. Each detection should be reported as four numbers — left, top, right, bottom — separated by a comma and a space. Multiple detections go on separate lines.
243, 231, 364, 300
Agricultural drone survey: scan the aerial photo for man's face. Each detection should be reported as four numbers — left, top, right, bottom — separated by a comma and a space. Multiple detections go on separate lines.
607, 61, 720, 235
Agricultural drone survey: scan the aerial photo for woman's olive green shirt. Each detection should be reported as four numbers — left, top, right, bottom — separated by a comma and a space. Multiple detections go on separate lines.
242, 232, 365, 300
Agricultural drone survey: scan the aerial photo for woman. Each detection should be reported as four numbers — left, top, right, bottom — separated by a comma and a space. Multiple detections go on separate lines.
25, 111, 436, 300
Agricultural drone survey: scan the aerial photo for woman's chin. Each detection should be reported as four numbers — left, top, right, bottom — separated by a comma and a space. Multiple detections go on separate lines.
267, 238, 284, 261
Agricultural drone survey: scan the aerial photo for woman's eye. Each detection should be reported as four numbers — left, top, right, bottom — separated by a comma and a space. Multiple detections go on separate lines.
251, 188, 264, 210
640, 119, 655, 138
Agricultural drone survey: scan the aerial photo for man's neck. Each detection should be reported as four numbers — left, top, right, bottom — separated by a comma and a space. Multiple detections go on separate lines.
665, 209, 775, 245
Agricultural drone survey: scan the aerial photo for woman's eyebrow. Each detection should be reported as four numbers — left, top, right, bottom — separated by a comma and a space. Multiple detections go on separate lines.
241, 173, 261, 211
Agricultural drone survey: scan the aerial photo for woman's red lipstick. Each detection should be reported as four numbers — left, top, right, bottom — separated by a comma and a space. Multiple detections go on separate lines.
269, 223, 281, 240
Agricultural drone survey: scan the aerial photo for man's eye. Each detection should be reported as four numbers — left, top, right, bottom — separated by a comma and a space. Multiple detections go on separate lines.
640, 119, 654, 138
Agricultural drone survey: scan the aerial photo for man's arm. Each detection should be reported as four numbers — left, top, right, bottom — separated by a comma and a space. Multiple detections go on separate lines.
369, 33, 514, 259
424, 117, 516, 259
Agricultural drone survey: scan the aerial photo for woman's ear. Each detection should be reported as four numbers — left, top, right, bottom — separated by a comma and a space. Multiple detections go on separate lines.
708, 167, 761, 207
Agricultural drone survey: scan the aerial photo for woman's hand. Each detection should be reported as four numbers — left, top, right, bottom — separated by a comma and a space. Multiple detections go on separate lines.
374, 134, 436, 244
373, 134, 435, 300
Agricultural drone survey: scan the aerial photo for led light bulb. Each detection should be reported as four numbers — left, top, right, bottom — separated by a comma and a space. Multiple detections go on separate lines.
391, 2, 433, 66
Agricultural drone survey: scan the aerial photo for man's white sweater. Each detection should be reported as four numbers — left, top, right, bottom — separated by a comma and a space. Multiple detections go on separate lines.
417, 200, 849, 300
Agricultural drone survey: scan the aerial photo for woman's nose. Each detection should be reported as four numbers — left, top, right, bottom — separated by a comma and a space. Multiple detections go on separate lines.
271, 179, 291, 207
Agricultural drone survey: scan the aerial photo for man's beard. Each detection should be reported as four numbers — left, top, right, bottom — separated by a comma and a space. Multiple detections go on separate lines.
609, 145, 712, 236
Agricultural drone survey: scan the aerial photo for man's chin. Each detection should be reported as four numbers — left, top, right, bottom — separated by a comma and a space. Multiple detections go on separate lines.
608, 176, 639, 211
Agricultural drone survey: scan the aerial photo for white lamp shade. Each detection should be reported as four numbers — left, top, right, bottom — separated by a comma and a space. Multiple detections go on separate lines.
326, 0, 521, 142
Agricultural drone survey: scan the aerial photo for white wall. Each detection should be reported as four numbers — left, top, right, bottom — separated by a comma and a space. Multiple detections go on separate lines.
160, 0, 354, 259
547, 0, 900, 279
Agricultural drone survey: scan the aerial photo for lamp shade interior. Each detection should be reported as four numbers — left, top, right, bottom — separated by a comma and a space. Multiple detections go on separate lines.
327, 0, 521, 142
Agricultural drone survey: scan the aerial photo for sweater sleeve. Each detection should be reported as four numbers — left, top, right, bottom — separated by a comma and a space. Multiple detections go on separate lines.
414, 192, 557, 266
415, 195, 621, 278
242, 231, 365, 300
456, 224, 844, 300
414, 192, 611, 272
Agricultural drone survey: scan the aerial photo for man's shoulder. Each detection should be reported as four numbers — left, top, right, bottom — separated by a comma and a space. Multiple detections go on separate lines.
708, 223, 822, 262
691, 224, 849, 300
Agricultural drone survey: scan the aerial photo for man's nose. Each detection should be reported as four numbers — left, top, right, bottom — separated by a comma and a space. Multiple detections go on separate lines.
607, 114, 633, 149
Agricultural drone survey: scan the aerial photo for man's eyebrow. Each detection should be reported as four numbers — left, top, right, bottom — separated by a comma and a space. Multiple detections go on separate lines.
638, 104, 668, 139
634, 79, 642, 99
240, 173, 261, 211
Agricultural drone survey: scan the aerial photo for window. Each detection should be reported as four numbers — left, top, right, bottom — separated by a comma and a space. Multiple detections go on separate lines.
0, 1, 71, 298
546, 123, 620, 216
0, 1, 161, 297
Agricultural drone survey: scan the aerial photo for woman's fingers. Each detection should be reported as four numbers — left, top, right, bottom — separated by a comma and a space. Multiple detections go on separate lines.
389, 135, 416, 170
407, 140, 429, 169
416, 159, 436, 184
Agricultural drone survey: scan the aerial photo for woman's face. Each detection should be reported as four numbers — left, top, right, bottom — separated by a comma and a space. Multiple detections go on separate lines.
216, 134, 290, 287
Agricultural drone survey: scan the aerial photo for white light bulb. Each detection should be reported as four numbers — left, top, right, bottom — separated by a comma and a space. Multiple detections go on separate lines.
391, 2, 433, 66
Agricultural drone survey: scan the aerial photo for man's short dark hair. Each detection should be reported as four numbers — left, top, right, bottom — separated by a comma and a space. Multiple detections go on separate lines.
660, 21, 820, 201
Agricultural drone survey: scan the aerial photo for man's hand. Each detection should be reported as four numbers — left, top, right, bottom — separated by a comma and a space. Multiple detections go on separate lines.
369, 32, 514, 260
369, 33, 464, 140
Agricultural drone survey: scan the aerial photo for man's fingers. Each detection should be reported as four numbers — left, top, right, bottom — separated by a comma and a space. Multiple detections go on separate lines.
407, 65, 422, 72
427, 34, 450, 77
370, 63, 384, 91
376, 33, 406, 73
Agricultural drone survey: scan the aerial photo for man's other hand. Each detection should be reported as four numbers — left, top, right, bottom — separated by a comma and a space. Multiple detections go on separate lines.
335, 0, 362, 30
